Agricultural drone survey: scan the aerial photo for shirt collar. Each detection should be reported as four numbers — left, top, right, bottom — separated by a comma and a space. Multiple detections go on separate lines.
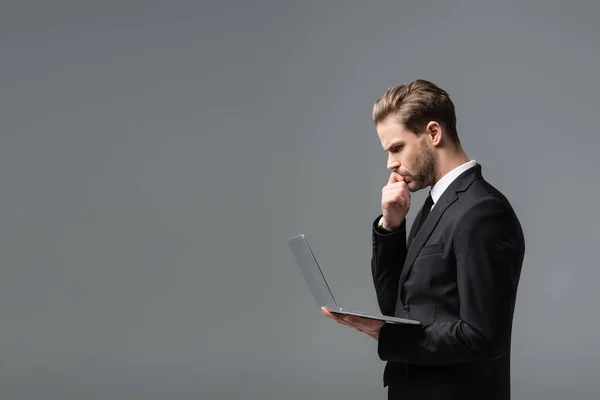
430, 160, 477, 206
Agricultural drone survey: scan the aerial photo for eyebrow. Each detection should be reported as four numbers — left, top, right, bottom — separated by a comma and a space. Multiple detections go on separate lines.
384, 141, 404, 152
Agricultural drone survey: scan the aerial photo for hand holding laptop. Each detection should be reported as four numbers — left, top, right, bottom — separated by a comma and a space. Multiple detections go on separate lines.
287, 234, 420, 326
321, 306, 385, 341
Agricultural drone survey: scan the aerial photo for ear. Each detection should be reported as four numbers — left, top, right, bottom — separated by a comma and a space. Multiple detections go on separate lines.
426, 121, 443, 146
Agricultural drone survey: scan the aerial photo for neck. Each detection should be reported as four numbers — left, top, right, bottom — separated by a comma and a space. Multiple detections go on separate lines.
434, 144, 469, 184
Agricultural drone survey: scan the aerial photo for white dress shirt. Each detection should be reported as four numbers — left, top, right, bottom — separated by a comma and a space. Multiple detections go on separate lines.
429, 160, 477, 210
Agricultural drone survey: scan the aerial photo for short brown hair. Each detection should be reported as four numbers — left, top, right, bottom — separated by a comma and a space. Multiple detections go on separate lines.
372, 79, 459, 144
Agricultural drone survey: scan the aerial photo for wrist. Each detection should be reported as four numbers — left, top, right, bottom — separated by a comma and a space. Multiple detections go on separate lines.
379, 217, 403, 232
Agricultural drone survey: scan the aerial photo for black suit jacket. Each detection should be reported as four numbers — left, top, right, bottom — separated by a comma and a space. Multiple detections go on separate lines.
371, 164, 525, 399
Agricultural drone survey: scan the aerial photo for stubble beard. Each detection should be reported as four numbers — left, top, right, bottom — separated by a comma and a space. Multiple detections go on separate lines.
410, 146, 438, 192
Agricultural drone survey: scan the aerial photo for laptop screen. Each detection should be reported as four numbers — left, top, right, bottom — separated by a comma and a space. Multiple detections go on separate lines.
288, 234, 338, 311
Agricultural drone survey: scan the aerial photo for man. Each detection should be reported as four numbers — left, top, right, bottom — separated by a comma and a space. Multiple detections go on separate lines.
322, 79, 525, 399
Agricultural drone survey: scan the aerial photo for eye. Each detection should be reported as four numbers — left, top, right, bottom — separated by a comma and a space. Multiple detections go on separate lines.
392, 145, 403, 153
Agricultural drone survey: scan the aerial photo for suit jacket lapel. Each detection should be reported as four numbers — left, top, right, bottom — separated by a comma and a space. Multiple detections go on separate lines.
398, 190, 458, 292
397, 164, 483, 301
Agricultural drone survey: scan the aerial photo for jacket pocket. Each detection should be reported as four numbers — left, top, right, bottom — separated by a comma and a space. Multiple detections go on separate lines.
418, 242, 445, 256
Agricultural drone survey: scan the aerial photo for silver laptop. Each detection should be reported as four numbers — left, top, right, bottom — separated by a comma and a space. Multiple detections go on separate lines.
287, 234, 420, 325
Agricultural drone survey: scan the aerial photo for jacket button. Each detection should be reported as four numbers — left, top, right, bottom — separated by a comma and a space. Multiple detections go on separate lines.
403, 305, 410, 313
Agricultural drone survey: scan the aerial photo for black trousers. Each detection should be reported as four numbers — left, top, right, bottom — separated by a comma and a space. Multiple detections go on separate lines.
384, 360, 489, 400
387, 377, 476, 400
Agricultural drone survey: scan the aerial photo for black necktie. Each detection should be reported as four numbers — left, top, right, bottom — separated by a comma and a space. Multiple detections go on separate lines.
413, 194, 434, 239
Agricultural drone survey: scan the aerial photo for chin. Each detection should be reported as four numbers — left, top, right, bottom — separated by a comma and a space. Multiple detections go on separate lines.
408, 181, 424, 192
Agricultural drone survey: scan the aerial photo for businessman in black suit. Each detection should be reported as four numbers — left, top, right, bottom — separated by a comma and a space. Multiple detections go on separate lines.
322, 79, 525, 399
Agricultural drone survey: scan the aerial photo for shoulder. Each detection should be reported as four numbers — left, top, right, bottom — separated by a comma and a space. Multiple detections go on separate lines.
456, 177, 517, 217
454, 178, 523, 235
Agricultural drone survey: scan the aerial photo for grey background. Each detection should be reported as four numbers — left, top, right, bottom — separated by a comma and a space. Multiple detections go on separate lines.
1, 0, 598, 399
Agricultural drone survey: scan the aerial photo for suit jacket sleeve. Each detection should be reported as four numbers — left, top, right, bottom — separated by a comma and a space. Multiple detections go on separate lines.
371, 216, 407, 316
376, 199, 524, 365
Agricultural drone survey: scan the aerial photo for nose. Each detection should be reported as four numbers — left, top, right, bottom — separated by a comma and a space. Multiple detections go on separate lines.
387, 159, 400, 172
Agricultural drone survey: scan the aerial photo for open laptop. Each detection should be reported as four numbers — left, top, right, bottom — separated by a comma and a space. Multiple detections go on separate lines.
287, 234, 420, 325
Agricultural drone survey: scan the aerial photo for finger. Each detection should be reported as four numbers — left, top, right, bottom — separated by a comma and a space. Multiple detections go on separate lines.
382, 184, 409, 197
383, 195, 408, 209
330, 316, 358, 329
387, 171, 397, 185
382, 182, 408, 194
339, 314, 358, 325
322, 308, 350, 323
387, 171, 403, 185
321, 308, 366, 329
329, 311, 347, 321
382, 189, 408, 202
383, 181, 408, 191
338, 320, 357, 328
343, 315, 376, 328
322, 307, 341, 318
331, 313, 360, 328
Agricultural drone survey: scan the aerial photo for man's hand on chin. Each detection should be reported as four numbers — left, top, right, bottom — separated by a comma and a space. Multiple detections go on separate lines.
321, 306, 385, 340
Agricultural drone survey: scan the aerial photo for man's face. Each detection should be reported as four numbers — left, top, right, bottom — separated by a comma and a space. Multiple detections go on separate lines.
376, 117, 438, 192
